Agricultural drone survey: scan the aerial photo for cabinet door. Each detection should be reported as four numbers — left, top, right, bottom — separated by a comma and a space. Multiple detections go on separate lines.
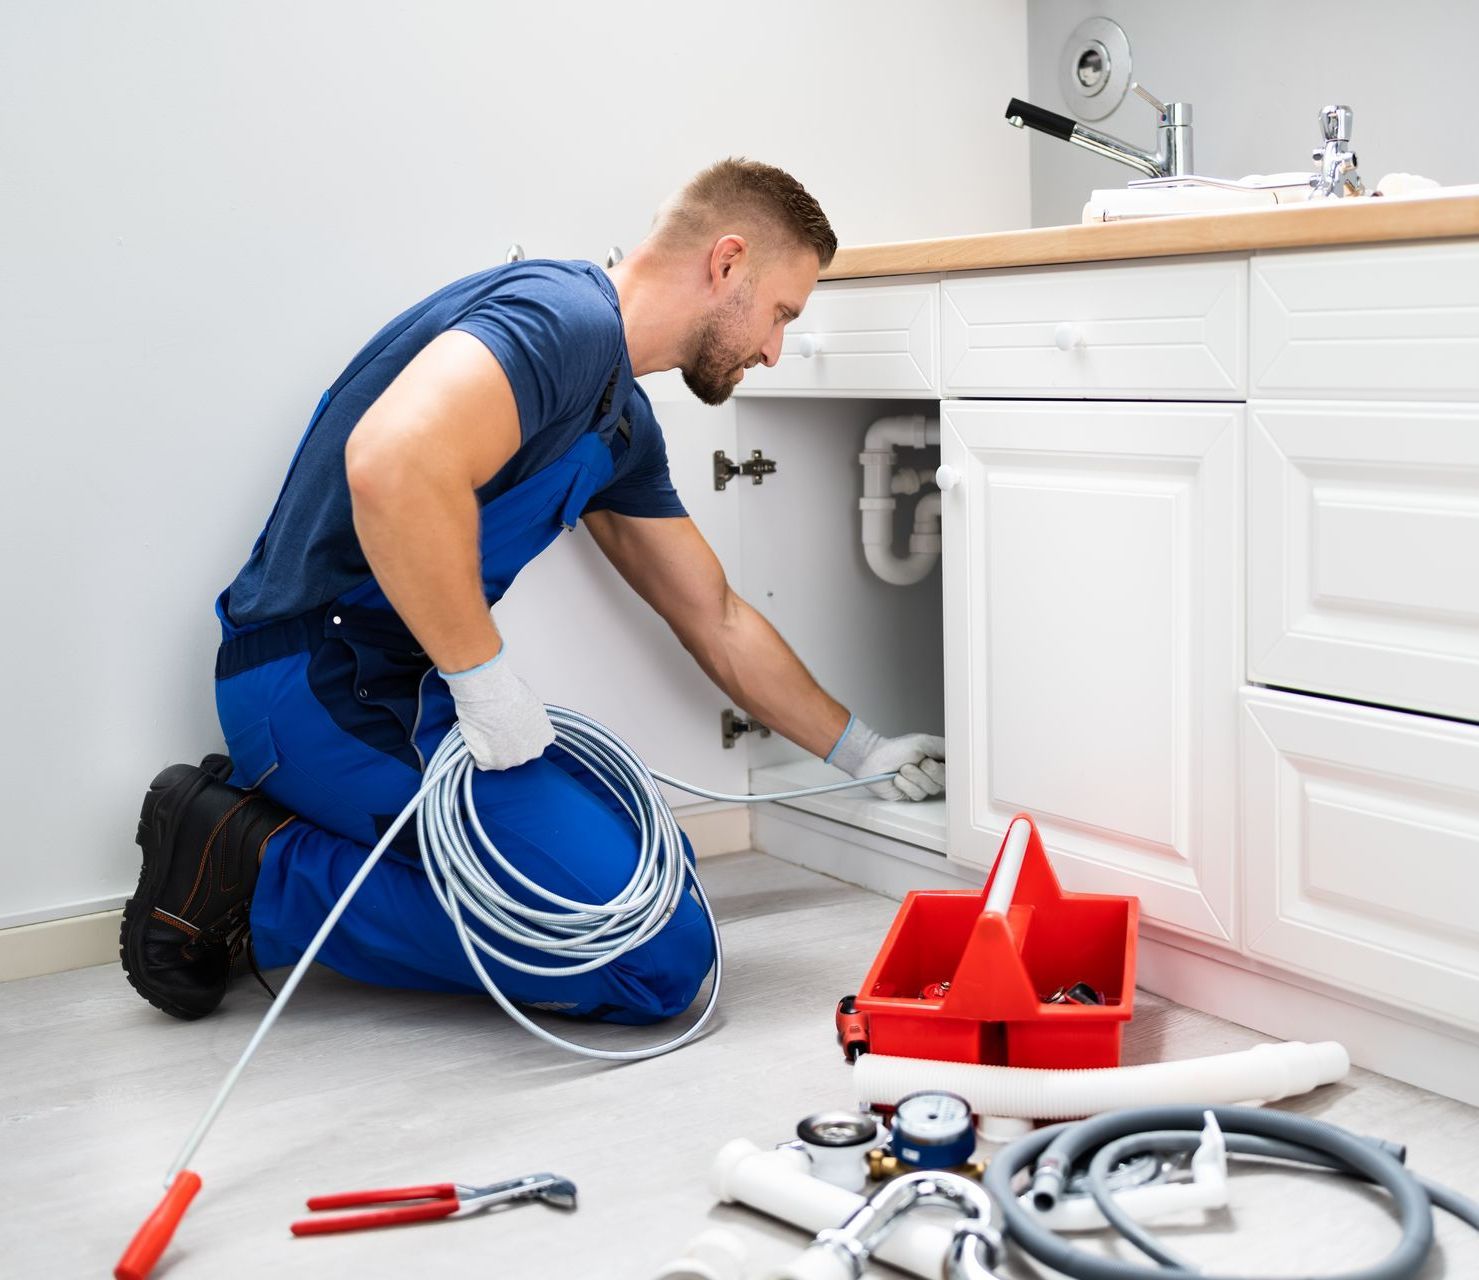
1248, 400, 1479, 722
1243, 689, 1479, 1034
940, 400, 1242, 944
496, 372, 748, 807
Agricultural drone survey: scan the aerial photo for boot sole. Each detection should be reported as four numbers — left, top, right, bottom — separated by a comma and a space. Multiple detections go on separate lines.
119, 764, 221, 1021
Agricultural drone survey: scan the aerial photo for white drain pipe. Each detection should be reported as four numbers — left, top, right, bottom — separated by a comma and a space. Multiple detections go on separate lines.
650, 1227, 749, 1279
860, 415, 942, 587
853, 1041, 1351, 1120
712, 1141, 959, 1279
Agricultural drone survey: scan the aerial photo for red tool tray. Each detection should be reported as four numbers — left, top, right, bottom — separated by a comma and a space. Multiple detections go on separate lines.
849, 813, 1138, 1069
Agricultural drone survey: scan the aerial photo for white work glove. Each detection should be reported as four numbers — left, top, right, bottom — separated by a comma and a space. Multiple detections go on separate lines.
826, 715, 946, 802
440, 647, 555, 771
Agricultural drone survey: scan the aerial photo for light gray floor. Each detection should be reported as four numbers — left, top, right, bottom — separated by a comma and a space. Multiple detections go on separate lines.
3, 850, 1477, 1279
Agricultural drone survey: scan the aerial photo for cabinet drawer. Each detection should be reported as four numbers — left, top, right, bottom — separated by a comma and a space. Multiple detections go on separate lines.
1248, 401, 1479, 721
941, 256, 1246, 399
735, 277, 939, 397
1251, 241, 1479, 399
1243, 689, 1479, 1033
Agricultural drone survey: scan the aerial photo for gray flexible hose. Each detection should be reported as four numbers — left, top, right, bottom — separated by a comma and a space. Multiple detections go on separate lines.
1085, 1131, 1202, 1271
984, 1105, 1479, 1280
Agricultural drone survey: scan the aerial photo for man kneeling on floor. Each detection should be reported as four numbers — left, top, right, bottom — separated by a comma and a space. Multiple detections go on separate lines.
121, 158, 947, 1027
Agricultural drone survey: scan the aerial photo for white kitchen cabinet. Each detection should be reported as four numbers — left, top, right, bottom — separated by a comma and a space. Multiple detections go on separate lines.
1247, 400, 1479, 722
539, 247, 1479, 1102
1250, 241, 1479, 400
1243, 688, 1479, 1034
941, 256, 1246, 400
938, 399, 1242, 945
736, 276, 940, 398
712, 245, 1479, 1103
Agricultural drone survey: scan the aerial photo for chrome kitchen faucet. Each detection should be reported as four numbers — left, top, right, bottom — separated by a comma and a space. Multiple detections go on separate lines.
1006, 82, 1192, 179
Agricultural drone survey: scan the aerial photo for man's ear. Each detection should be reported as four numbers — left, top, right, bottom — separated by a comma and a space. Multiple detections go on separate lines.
708, 234, 749, 287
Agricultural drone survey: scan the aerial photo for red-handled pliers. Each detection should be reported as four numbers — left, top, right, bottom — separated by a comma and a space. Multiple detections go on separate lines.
291, 1171, 577, 1236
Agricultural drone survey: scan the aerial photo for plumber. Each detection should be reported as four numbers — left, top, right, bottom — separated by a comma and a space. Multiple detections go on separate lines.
120, 158, 947, 1028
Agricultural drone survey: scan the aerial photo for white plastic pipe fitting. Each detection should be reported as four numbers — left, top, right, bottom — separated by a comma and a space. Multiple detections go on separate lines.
769, 1250, 852, 1280
908, 492, 942, 558
891, 467, 924, 496
651, 1227, 749, 1280
863, 414, 939, 453
860, 416, 944, 587
712, 1141, 959, 1280
774, 1170, 998, 1280
1033, 1110, 1230, 1232
795, 1112, 877, 1194
854, 1041, 1351, 1121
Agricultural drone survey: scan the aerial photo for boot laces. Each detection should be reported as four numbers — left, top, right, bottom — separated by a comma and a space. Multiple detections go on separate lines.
197, 902, 278, 1000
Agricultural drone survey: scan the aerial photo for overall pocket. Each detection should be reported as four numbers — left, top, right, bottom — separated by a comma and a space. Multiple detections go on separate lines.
305, 621, 433, 772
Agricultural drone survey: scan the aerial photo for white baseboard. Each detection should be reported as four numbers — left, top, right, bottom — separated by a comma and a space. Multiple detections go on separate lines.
753, 802, 1479, 1108
0, 910, 123, 982
0, 807, 751, 984
1135, 935, 1479, 1108
0, 893, 127, 931
752, 803, 979, 897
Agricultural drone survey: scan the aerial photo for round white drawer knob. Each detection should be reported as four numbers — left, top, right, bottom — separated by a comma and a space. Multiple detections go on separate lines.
1054, 321, 1086, 351
795, 333, 822, 358
935, 464, 963, 491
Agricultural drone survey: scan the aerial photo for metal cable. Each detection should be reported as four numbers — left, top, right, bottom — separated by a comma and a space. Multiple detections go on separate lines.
167, 711, 893, 1181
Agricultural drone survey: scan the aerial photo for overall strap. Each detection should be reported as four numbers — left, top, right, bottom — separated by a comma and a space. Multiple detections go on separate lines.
598, 363, 633, 448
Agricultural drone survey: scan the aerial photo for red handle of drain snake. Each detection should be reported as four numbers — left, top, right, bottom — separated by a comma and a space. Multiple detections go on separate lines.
114, 1170, 202, 1280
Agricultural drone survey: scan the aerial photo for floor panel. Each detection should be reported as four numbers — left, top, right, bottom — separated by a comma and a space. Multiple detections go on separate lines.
2, 851, 1476, 1278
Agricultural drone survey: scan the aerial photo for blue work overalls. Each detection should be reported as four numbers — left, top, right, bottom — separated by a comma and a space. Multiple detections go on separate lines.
211, 373, 714, 1025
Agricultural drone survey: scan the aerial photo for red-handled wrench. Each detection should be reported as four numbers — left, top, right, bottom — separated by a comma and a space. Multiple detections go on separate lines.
291, 1171, 577, 1236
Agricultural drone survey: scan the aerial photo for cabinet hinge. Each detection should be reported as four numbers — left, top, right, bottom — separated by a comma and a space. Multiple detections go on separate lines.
714, 449, 778, 491
722, 708, 771, 749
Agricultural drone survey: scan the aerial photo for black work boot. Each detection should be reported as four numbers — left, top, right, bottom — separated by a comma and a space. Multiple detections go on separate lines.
120, 757, 296, 1020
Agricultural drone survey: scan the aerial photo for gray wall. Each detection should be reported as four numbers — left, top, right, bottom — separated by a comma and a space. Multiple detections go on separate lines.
1027, 1, 1479, 227
0, 1, 1029, 926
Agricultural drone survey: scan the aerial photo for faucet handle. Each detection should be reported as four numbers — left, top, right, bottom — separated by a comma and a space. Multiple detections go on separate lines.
1320, 105, 1354, 144
1131, 81, 1167, 114
1131, 81, 1191, 127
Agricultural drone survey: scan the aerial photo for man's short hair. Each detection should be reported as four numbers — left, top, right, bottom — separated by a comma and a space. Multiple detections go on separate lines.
661, 157, 837, 269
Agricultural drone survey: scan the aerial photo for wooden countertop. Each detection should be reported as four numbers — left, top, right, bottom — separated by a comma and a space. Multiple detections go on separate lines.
822, 192, 1479, 280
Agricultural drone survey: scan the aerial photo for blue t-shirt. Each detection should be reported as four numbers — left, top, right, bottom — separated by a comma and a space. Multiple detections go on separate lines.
224, 260, 686, 627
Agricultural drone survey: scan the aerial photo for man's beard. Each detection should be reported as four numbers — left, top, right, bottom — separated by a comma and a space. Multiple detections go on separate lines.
681, 290, 753, 406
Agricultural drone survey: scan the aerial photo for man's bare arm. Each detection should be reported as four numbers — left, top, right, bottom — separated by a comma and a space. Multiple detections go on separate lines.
583, 509, 850, 759
343, 330, 519, 674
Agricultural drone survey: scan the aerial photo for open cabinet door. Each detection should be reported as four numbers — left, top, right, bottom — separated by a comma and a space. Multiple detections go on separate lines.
492, 371, 748, 809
